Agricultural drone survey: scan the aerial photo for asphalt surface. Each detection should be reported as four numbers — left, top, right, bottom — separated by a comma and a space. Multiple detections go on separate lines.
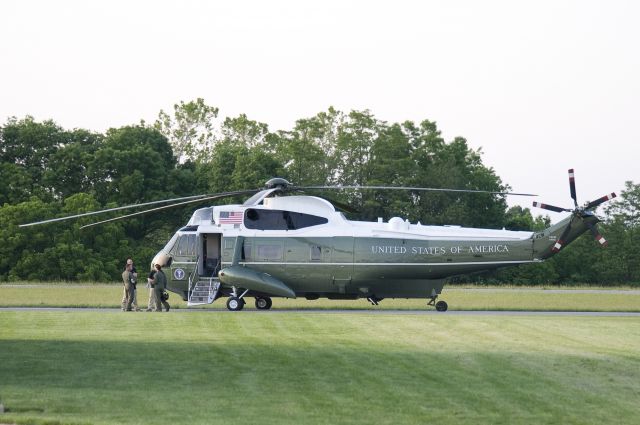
445, 288, 640, 295
1, 307, 639, 316
3, 285, 639, 295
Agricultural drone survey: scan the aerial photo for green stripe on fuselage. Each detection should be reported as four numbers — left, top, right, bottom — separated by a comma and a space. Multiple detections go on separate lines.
216, 236, 534, 297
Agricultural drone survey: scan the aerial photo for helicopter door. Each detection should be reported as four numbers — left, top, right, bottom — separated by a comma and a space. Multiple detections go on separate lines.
331, 237, 354, 293
201, 233, 222, 276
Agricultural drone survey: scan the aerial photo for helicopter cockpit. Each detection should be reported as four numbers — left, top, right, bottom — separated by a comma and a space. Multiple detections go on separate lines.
151, 230, 196, 270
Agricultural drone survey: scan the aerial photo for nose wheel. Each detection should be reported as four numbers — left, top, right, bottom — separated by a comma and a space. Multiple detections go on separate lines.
226, 297, 246, 311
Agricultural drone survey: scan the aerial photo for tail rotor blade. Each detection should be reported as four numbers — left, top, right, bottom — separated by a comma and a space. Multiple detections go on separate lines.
568, 169, 578, 208
533, 202, 571, 213
586, 193, 617, 210
586, 222, 608, 247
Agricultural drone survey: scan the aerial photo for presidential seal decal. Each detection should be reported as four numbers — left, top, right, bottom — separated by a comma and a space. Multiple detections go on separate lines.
173, 268, 186, 280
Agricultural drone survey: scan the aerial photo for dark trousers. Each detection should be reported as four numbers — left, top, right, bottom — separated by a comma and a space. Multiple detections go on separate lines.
154, 287, 170, 311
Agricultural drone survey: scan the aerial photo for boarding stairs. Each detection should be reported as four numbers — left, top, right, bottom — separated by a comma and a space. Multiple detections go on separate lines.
187, 277, 220, 306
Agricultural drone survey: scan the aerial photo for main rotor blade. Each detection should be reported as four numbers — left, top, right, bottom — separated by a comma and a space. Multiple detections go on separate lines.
18, 194, 214, 227
20, 189, 259, 228
298, 185, 537, 197
288, 188, 359, 214
532, 202, 571, 213
318, 195, 360, 214
568, 169, 578, 208
585, 193, 617, 210
79, 190, 256, 229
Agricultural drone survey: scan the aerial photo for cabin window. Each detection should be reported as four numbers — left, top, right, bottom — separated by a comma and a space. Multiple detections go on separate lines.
310, 245, 322, 261
244, 209, 328, 230
243, 240, 253, 261
256, 244, 283, 261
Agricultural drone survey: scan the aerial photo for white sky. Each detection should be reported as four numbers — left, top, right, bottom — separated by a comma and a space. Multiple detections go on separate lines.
1, 0, 638, 221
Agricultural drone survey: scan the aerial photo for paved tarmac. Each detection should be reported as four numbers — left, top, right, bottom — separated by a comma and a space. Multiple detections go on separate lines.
3, 285, 639, 295
445, 288, 640, 295
1, 307, 639, 316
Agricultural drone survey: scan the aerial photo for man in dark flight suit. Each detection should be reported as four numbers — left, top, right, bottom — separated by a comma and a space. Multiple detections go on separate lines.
153, 263, 170, 312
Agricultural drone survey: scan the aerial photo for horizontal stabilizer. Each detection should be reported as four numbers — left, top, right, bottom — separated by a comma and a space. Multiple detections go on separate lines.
219, 266, 296, 298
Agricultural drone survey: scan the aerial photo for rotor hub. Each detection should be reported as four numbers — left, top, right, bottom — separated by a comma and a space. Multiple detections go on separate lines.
264, 178, 293, 190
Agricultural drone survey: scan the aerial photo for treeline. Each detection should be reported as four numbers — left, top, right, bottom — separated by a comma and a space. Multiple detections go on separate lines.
0, 100, 638, 285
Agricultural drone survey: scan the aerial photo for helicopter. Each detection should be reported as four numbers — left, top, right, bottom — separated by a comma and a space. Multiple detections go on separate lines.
20, 168, 615, 312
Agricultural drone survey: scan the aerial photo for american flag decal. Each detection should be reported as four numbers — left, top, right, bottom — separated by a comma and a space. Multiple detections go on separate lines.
219, 211, 244, 224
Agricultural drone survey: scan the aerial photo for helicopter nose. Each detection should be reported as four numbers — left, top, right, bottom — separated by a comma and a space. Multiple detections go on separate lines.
151, 251, 173, 269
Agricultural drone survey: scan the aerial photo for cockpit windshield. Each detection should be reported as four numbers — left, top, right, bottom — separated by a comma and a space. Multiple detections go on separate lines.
169, 233, 197, 257
162, 233, 179, 253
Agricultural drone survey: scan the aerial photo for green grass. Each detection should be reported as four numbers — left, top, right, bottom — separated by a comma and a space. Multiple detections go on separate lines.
1, 311, 639, 425
1, 284, 639, 311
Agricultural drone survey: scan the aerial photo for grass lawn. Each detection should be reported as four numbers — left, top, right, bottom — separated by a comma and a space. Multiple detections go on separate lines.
1, 310, 639, 425
0, 284, 639, 311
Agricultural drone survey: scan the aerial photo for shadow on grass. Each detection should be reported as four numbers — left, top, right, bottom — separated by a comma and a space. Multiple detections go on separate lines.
1, 338, 639, 425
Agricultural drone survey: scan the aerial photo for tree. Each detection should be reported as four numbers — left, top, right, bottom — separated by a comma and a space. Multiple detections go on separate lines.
359, 122, 414, 220
89, 125, 175, 205
0, 116, 66, 201
155, 98, 220, 163
504, 206, 550, 231
231, 146, 283, 190
221, 114, 269, 148
0, 163, 32, 205
42, 129, 102, 199
199, 140, 283, 194
275, 119, 332, 186
398, 121, 508, 228
600, 181, 640, 284
0, 198, 58, 280
334, 110, 380, 187
605, 181, 640, 227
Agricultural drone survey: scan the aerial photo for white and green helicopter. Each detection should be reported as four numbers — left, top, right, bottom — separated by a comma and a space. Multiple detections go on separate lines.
21, 169, 615, 311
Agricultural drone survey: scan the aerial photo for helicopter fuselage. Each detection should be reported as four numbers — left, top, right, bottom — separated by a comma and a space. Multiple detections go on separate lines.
152, 195, 581, 306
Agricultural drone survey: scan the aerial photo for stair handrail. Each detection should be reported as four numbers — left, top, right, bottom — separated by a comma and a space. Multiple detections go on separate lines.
209, 258, 219, 278
188, 255, 200, 301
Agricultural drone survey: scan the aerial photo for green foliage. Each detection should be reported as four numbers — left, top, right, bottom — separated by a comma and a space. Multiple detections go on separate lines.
597, 181, 640, 283
0, 116, 101, 203
0, 198, 58, 280
504, 206, 550, 231
42, 128, 102, 199
155, 98, 219, 162
89, 125, 176, 204
1, 107, 638, 285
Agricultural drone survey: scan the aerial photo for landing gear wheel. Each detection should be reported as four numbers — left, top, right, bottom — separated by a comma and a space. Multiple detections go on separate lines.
255, 297, 272, 310
227, 297, 244, 311
435, 300, 448, 312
